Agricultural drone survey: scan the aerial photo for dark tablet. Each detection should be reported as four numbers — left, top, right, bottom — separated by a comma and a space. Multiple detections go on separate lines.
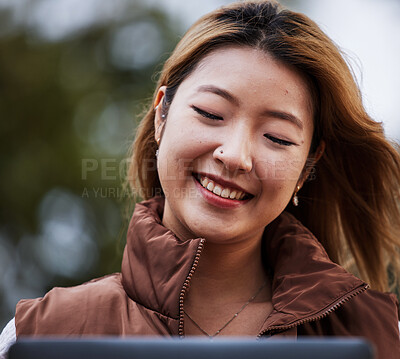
8, 337, 374, 359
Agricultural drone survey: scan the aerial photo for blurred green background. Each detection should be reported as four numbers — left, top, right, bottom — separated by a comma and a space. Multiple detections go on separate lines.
0, 0, 185, 328
0, 0, 399, 329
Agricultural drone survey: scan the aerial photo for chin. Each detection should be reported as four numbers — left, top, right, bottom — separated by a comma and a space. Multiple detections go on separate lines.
189, 225, 246, 244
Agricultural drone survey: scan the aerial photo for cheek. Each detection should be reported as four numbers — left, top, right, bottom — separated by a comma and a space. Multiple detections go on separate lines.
159, 116, 217, 162
254, 151, 308, 211
255, 153, 306, 184
157, 128, 213, 186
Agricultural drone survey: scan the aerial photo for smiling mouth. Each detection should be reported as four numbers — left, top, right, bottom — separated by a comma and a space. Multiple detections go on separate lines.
193, 174, 253, 201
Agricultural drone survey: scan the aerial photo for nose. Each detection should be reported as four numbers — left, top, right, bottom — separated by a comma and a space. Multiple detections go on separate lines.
213, 129, 253, 173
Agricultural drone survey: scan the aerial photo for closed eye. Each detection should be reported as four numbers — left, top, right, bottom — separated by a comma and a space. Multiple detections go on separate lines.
191, 105, 223, 121
264, 134, 295, 147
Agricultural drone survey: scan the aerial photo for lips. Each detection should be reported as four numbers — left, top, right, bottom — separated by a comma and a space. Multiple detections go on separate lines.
193, 173, 253, 201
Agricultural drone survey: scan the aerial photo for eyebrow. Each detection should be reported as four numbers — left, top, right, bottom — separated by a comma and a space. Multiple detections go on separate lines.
262, 110, 304, 130
197, 85, 239, 106
196, 84, 304, 130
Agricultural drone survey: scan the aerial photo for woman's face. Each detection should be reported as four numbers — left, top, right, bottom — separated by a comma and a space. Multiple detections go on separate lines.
155, 46, 315, 244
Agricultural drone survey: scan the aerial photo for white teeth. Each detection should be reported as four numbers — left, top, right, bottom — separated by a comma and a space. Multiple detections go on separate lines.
201, 177, 209, 187
198, 176, 248, 201
221, 188, 230, 198
213, 185, 222, 196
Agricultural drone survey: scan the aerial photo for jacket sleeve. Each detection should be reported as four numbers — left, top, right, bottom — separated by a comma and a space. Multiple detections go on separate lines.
298, 289, 400, 359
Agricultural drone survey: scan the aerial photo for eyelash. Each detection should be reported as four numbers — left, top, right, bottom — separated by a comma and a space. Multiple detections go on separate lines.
264, 134, 294, 147
192, 105, 295, 147
191, 106, 223, 121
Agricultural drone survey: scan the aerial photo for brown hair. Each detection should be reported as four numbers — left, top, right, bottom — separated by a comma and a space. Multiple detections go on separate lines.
127, 0, 400, 292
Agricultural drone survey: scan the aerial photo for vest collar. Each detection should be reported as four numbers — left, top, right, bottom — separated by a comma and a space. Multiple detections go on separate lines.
259, 213, 367, 334
121, 197, 203, 319
121, 197, 367, 329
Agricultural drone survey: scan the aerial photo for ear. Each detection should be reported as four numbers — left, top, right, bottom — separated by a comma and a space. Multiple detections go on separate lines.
297, 140, 326, 188
154, 86, 167, 143
313, 140, 326, 163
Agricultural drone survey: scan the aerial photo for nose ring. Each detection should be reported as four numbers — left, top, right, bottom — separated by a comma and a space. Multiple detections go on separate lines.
219, 149, 223, 154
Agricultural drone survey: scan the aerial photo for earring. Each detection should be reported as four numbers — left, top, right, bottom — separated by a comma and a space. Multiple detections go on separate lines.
292, 185, 300, 206
161, 114, 166, 119
155, 138, 160, 158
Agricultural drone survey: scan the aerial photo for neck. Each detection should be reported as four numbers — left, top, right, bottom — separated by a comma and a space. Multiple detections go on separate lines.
186, 236, 270, 306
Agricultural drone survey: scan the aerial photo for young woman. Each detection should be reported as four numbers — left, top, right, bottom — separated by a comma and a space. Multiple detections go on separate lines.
1, 1, 400, 358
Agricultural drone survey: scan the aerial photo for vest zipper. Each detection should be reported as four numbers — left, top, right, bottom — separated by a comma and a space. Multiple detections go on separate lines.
178, 238, 206, 337
257, 283, 370, 338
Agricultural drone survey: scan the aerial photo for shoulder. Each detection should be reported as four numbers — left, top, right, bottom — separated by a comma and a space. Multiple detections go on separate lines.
348, 288, 399, 319
336, 289, 399, 336
331, 289, 400, 358
17, 273, 125, 311
300, 289, 400, 358
16, 273, 128, 336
